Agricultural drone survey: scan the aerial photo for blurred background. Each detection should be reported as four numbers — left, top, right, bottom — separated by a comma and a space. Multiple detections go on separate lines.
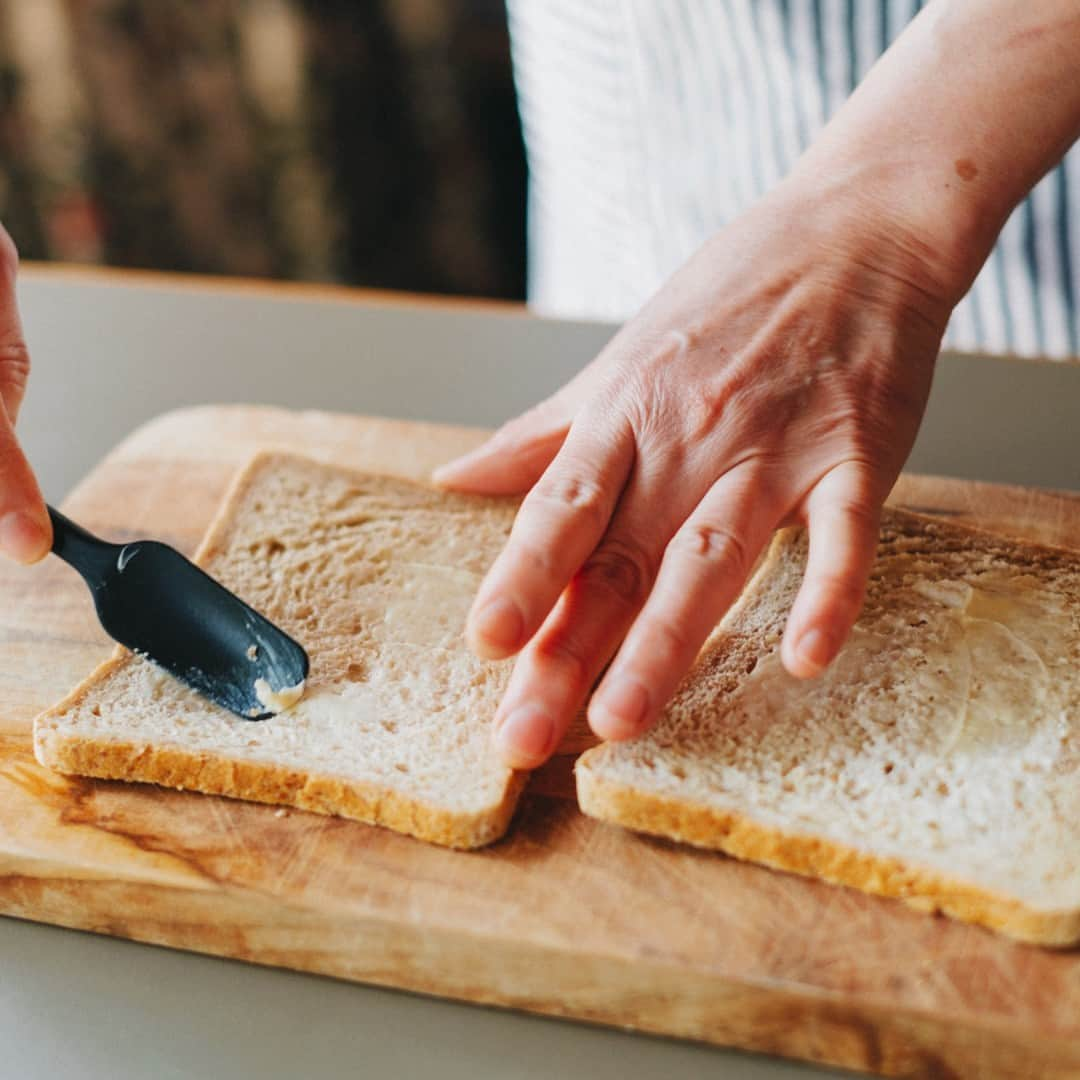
0, 0, 527, 299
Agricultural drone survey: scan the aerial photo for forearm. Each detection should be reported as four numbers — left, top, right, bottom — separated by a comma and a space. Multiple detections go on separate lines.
790, 0, 1080, 301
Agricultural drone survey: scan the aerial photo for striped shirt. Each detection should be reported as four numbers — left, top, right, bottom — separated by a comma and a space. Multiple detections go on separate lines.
507, 0, 1080, 358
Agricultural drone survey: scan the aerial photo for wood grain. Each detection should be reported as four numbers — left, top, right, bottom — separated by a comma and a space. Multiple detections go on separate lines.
2, 405, 1080, 1079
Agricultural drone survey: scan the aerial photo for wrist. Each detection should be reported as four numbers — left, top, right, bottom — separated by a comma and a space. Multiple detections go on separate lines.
785, 142, 1003, 310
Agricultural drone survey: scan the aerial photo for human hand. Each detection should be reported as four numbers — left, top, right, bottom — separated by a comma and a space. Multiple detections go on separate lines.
434, 177, 959, 769
0, 225, 51, 563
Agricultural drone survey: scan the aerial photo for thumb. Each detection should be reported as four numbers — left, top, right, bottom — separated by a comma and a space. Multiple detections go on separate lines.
0, 227, 29, 424
432, 397, 573, 495
0, 233, 51, 564
0, 408, 50, 564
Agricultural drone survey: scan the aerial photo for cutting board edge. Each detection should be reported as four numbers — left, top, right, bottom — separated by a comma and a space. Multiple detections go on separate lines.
2, 874, 1077, 1080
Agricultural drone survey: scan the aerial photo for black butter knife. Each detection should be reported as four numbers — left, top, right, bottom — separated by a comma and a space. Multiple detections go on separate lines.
48, 506, 309, 720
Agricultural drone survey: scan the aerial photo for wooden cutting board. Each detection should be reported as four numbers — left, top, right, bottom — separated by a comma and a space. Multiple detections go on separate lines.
3, 405, 1080, 1079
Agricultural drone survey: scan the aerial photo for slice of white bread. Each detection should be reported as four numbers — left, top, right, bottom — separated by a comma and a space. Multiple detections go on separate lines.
577, 509, 1080, 945
34, 452, 527, 848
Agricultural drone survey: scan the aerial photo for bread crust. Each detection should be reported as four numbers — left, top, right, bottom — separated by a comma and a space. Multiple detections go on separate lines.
575, 508, 1080, 948
33, 452, 527, 849
37, 721, 527, 849
576, 761, 1080, 947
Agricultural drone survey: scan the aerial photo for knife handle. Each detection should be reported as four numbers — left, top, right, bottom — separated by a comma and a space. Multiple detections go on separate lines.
48, 505, 121, 590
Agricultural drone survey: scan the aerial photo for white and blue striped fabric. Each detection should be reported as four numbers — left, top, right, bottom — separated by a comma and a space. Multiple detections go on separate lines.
507, 0, 1080, 357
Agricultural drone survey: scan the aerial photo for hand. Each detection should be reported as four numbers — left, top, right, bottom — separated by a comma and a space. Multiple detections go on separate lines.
0, 225, 50, 563
434, 176, 958, 769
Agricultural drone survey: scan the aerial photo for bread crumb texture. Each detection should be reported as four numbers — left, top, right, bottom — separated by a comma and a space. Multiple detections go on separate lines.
577, 510, 1080, 944
35, 453, 528, 848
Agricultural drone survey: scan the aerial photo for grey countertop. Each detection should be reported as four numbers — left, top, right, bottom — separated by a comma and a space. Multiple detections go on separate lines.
3, 266, 1078, 1080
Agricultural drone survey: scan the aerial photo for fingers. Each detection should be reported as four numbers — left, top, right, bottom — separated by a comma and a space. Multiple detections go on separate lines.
432, 398, 573, 496
490, 454, 884, 764
0, 233, 50, 564
0, 382, 50, 564
588, 462, 777, 740
0, 230, 29, 424
780, 462, 881, 679
490, 443, 709, 768
490, 500, 667, 769
465, 415, 636, 660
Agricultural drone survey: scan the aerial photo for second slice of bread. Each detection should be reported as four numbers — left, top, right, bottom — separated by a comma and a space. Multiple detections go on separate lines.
34, 452, 526, 848
577, 510, 1080, 945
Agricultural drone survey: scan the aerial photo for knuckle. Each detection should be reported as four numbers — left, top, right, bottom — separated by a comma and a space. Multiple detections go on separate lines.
0, 341, 30, 391
530, 472, 609, 530
532, 635, 590, 692
579, 537, 655, 607
670, 521, 750, 580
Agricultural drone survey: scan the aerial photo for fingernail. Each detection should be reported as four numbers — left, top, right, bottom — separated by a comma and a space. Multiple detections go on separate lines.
590, 675, 650, 739
492, 704, 554, 768
468, 596, 524, 657
795, 628, 834, 673
0, 511, 49, 564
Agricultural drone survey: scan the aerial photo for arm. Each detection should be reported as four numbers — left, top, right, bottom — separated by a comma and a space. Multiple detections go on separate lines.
0, 226, 52, 563
796, 0, 1080, 300
436, 0, 1080, 768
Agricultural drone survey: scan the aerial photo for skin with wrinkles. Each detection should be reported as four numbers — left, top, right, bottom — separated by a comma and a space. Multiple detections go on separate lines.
434, 0, 1080, 769
438, 189, 946, 766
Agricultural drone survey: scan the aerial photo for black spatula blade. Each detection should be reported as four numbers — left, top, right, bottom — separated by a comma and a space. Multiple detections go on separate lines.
49, 507, 309, 720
